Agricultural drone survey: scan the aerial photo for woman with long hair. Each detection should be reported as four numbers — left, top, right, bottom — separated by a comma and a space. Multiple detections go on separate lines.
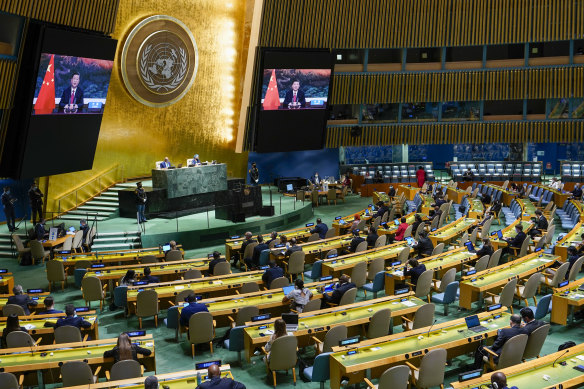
120, 270, 136, 286
264, 318, 287, 361
103, 332, 152, 362
2, 314, 27, 348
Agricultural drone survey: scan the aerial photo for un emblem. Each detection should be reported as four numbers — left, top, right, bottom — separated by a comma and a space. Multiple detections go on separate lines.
121, 15, 198, 107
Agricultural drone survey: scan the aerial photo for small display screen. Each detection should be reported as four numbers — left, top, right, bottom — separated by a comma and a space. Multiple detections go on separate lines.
126, 330, 146, 337
162, 244, 171, 252
252, 314, 271, 322
319, 275, 333, 281
339, 336, 360, 346
75, 307, 89, 312
195, 360, 221, 370
305, 223, 314, 227
91, 263, 105, 268
27, 289, 43, 294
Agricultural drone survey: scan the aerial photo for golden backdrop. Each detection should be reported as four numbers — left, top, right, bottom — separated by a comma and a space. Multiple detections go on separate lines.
44, 0, 252, 212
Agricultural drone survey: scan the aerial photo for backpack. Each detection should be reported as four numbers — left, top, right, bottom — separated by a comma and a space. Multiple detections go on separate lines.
558, 341, 576, 351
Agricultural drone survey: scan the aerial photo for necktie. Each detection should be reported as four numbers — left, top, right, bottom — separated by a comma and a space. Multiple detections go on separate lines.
70, 90, 75, 104
293, 92, 297, 103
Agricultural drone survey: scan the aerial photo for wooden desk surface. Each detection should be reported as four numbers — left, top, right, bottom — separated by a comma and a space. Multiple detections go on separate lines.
270, 234, 354, 262
550, 276, 584, 325
397, 185, 420, 201
42, 235, 69, 248
0, 312, 98, 342
376, 211, 420, 236
429, 217, 477, 246
0, 272, 14, 293
490, 219, 533, 251
555, 222, 583, 260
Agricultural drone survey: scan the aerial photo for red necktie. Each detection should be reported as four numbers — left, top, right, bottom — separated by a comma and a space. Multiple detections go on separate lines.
70, 90, 75, 104
293, 93, 297, 103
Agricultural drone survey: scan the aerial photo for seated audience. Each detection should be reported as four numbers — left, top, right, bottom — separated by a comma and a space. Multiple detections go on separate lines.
282, 278, 313, 312
264, 319, 287, 362
404, 258, 426, 286
179, 293, 209, 326
395, 217, 409, 241
387, 185, 396, 198
410, 214, 423, 236
474, 314, 523, 368
285, 238, 302, 257
103, 332, 152, 362
35, 218, 49, 240
475, 238, 494, 258
279, 234, 289, 248
432, 195, 446, 208
55, 304, 92, 329
349, 214, 361, 232
349, 230, 365, 252
208, 251, 226, 275
321, 274, 356, 308
141, 267, 160, 284
2, 314, 27, 348
266, 231, 279, 246
490, 372, 518, 389
236, 232, 256, 267
342, 174, 351, 188
414, 230, 434, 258
572, 183, 582, 199
310, 218, 328, 239
79, 219, 90, 245
427, 205, 442, 224
245, 235, 268, 269
373, 170, 383, 183
366, 227, 379, 248
7, 285, 37, 315
38, 296, 63, 315
165, 240, 181, 260
481, 192, 492, 206
120, 270, 136, 286
529, 209, 548, 238
262, 260, 284, 289
502, 224, 526, 256
197, 364, 246, 389
462, 168, 474, 181
519, 307, 543, 334
374, 201, 389, 219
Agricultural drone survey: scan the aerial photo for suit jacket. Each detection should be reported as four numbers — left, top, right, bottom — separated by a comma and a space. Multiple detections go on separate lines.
1, 192, 14, 210
197, 376, 246, 389
160, 161, 172, 168
180, 302, 209, 326
141, 275, 160, 284
7, 294, 37, 315
103, 344, 152, 363
208, 258, 226, 275
35, 223, 48, 240
521, 319, 544, 335
415, 237, 434, 256
536, 216, 548, 230
475, 245, 494, 259
374, 205, 388, 219
509, 231, 526, 248
572, 187, 582, 198
282, 89, 306, 107
252, 243, 269, 264
310, 223, 329, 239
405, 264, 427, 285
55, 315, 92, 329
388, 188, 396, 197
349, 237, 365, 252
240, 239, 256, 255
262, 267, 284, 288
366, 233, 379, 248
285, 245, 302, 257
58, 86, 84, 110
38, 309, 63, 315
28, 187, 43, 206
490, 325, 524, 354
326, 282, 357, 305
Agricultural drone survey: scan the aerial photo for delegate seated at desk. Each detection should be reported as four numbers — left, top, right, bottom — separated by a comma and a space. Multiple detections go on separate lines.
190, 154, 202, 167
502, 224, 526, 256
473, 314, 523, 369
35, 218, 49, 240
56, 304, 92, 329
321, 274, 356, 308
414, 230, 434, 258
2, 314, 27, 348
285, 238, 302, 257
103, 333, 152, 363
404, 258, 426, 286
310, 218, 328, 239
208, 251, 226, 275
141, 267, 160, 284
38, 296, 63, 315
7, 285, 37, 315
366, 227, 379, 249
180, 293, 209, 326
282, 278, 313, 313
262, 261, 284, 289
349, 230, 365, 253
159, 157, 173, 169
197, 364, 246, 389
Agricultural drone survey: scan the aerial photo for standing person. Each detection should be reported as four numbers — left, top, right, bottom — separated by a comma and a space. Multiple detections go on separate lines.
28, 182, 43, 226
2, 186, 17, 232
342, 174, 351, 188
416, 166, 426, 188
312, 172, 321, 186
196, 364, 246, 389
135, 182, 147, 223
248, 162, 259, 186
310, 218, 328, 239
103, 333, 152, 362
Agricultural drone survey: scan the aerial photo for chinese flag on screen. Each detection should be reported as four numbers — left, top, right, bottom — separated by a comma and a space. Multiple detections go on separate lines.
262, 69, 280, 110
34, 55, 55, 115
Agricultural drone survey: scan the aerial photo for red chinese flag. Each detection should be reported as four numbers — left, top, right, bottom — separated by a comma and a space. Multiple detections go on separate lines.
34, 55, 56, 115
262, 69, 280, 110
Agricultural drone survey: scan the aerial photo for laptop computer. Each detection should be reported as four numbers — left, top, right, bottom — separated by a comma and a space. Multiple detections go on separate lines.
405, 237, 415, 246
282, 285, 295, 296
281, 313, 298, 331
465, 315, 488, 332
496, 230, 504, 240
465, 241, 475, 253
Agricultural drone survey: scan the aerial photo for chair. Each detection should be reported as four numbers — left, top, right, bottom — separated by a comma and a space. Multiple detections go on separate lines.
487, 249, 502, 269
239, 281, 260, 294
136, 289, 158, 328
263, 335, 298, 388
431, 243, 444, 256
469, 227, 479, 244
431, 281, 459, 315
397, 246, 410, 264
355, 241, 368, 253
374, 234, 387, 248
258, 249, 271, 267
313, 325, 347, 354
367, 308, 392, 339
364, 365, 410, 389
6, 331, 41, 348
302, 299, 322, 313
363, 271, 385, 299
223, 325, 245, 363
0, 372, 22, 389
71, 231, 84, 253
485, 278, 517, 313
403, 225, 413, 238
302, 352, 331, 389
325, 249, 337, 258
61, 361, 100, 387
140, 255, 158, 264
372, 216, 381, 229
515, 272, 541, 307
165, 250, 183, 261
338, 287, 357, 306
54, 325, 85, 343
105, 359, 143, 381
568, 256, 584, 281
175, 289, 195, 305
480, 219, 493, 239
432, 268, 455, 293
284, 251, 305, 282
528, 294, 552, 320
522, 323, 550, 361
402, 302, 435, 331
81, 276, 106, 310
184, 269, 202, 279
325, 229, 337, 239
113, 286, 128, 314
29, 240, 50, 264
46, 260, 67, 291
304, 260, 322, 280
367, 257, 384, 282
228, 305, 259, 327
351, 261, 367, 289
509, 236, 531, 258
327, 188, 337, 205
269, 277, 289, 289
406, 348, 447, 389
483, 334, 528, 371
296, 190, 304, 202
474, 255, 490, 273
307, 233, 320, 242
3, 304, 25, 316
12, 235, 31, 264
74, 259, 93, 270
541, 262, 569, 290
213, 261, 231, 276
410, 269, 433, 303
188, 312, 215, 358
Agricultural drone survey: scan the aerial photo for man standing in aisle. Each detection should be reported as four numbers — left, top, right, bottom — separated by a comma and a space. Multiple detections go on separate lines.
2, 186, 17, 232
135, 182, 147, 223
249, 162, 259, 186
28, 182, 43, 226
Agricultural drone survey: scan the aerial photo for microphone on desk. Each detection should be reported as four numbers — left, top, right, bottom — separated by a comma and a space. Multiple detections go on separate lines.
427, 319, 438, 338
552, 349, 570, 368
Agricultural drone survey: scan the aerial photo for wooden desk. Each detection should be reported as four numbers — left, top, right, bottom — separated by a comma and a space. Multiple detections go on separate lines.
397, 184, 419, 201
429, 217, 478, 246
244, 293, 427, 363
0, 272, 15, 293
490, 219, 533, 252
225, 226, 312, 260
447, 187, 467, 204
372, 191, 391, 205
376, 211, 420, 236
329, 309, 510, 389
384, 247, 477, 295
331, 206, 375, 236
451, 342, 584, 389
0, 335, 155, 387
550, 276, 584, 325
555, 222, 583, 260
467, 198, 484, 219
0, 312, 98, 343
516, 198, 538, 220
270, 234, 355, 264
42, 235, 69, 249
458, 252, 558, 309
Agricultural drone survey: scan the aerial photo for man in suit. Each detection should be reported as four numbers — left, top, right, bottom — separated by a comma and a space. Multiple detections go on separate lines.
529, 209, 548, 238
55, 304, 92, 329
282, 79, 306, 108
519, 307, 544, 334
38, 296, 63, 315
191, 154, 202, 166
79, 219, 90, 245
321, 274, 356, 308
404, 258, 427, 286
2, 186, 17, 232
310, 218, 328, 239
262, 260, 284, 289
28, 182, 43, 226
58, 72, 84, 112
387, 185, 396, 198
180, 293, 209, 326
285, 237, 302, 257
374, 201, 389, 219
248, 162, 259, 185
503, 224, 526, 256
414, 230, 434, 258
427, 205, 442, 226
266, 231, 279, 247
35, 218, 49, 240
141, 267, 160, 284
208, 251, 226, 275
474, 314, 523, 368
159, 157, 173, 169
197, 364, 246, 389
312, 172, 321, 185
366, 227, 379, 249
245, 235, 268, 269
572, 183, 582, 199
135, 182, 147, 223
236, 232, 255, 267
349, 230, 365, 253
7, 285, 38, 315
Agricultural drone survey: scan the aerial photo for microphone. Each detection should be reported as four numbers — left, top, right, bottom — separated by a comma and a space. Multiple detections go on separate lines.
427, 319, 438, 338
552, 349, 570, 368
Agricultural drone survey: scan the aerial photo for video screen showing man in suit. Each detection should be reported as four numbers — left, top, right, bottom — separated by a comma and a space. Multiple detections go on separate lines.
261, 69, 331, 111
59, 72, 84, 113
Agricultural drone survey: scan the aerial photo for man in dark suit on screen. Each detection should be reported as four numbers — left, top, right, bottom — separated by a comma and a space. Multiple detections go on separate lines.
58, 72, 84, 112
282, 79, 306, 108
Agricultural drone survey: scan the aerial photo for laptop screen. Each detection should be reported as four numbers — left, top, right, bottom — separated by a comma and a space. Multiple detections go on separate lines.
405, 237, 415, 246
464, 241, 475, 252
162, 244, 171, 252
496, 230, 503, 240
286, 184, 293, 192
465, 315, 480, 329
394, 219, 400, 226
282, 286, 295, 296
282, 313, 298, 325
324, 283, 335, 293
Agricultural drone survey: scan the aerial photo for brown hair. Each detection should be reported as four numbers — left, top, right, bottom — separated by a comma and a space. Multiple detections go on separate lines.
117, 333, 133, 361
273, 319, 287, 338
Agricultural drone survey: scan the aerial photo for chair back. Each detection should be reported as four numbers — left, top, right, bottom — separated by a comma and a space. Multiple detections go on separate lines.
522, 272, 542, 300
74, 260, 93, 270
569, 256, 584, 281
381, 211, 389, 223
523, 323, 550, 360
109, 360, 142, 380
165, 250, 183, 261
3, 304, 25, 316
412, 303, 435, 330
113, 286, 128, 308
188, 311, 214, 343
497, 334, 528, 369
417, 348, 447, 388
403, 225, 413, 238
458, 232, 469, 246
71, 231, 83, 250
268, 335, 297, 371
487, 249, 502, 268
438, 268, 456, 293
240, 282, 260, 294
288, 251, 305, 275
175, 289, 194, 304
213, 261, 231, 276
0, 372, 19, 389
307, 352, 331, 383
61, 361, 95, 387
440, 281, 459, 304
415, 269, 434, 300
367, 308, 391, 339
236, 306, 259, 326
29, 240, 46, 260
518, 236, 531, 257
12, 235, 25, 251
355, 241, 367, 253
325, 229, 337, 239
311, 190, 318, 206
269, 277, 289, 289
549, 262, 570, 287
545, 225, 555, 245
303, 299, 321, 313
374, 235, 387, 248
46, 260, 66, 282
243, 242, 258, 261
469, 227, 479, 244
136, 289, 158, 318
226, 325, 245, 352
54, 325, 82, 344
498, 278, 517, 309
414, 222, 425, 240
387, 208, 396, 221
474, 255, 490, 272
296, 190, 304, 201
397, 246, 410, 264
350, 261, 367, 288
140, 255, 158, 264
372, 216, 381, 229
431, 242, 444, 256
327, 188, 336, 201
268, 238, 280, 249
82, 276, 104, 301
307, 233, 320, 242
184, 269, 202, 279
6, 331, 36, 348
62, 236, 73, 251
377, 365, 410, 389
430, 216, 440, 230
367, 257, 384, 281
481, 219, 493, 239
306, 260, 322, 280
534, 294, 552, 320
322, 325, 347, 353
339, 287, 357, 306
356, 219, 366, 231
325, 249, 337, 258
258, 249, 271, 267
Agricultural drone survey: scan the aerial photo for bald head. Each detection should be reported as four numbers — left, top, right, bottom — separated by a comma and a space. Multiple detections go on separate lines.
339, 274, 350, 284
491, 372, 507, 387
207, 364, 221, 378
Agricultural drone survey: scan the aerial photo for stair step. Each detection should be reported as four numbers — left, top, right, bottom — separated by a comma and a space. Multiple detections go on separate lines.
92, 243, 142, 250
0, 251, 14, 258
76, 205, 118, 212
100, 192, 119, 197
93, 237, 141, 243
0, 243, 13, 250
92, 196, 119, 203
59, 215, 108, 221
97, 231, 141, 237
86, 200, 118, 207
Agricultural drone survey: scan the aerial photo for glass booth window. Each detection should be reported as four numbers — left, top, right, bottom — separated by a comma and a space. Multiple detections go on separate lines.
441, 101, 480, 121
401, 103, 438, 121
362, 104, 399, 123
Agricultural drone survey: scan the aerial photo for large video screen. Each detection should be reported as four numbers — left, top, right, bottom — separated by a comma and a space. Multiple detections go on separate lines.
254, 49, 334, 153
32, 54, 114, 115
260, 69, 331, 110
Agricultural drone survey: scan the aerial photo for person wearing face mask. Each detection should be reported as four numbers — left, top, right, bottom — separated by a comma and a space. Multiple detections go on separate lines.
135, 181, 147, 223
28, 182, 44, 226
2, 186, 17, 232
35, 218, 49, 240
79, 219, 89, 245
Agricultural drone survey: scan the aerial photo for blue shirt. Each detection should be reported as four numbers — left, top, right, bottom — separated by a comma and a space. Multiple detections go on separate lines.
180, 302, 209, 326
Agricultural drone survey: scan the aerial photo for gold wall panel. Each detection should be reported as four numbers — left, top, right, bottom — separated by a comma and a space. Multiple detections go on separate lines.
43, 0, 252, 211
